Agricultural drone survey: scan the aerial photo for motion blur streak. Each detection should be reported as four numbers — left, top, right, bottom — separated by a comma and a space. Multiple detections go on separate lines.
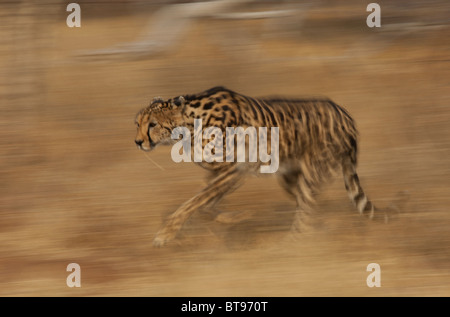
0, 0, 449, 296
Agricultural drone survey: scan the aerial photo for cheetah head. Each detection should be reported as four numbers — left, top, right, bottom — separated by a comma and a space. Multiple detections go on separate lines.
134, 96, 186, 151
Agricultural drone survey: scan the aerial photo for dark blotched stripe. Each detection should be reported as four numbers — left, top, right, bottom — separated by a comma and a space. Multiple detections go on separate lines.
203, 101, 215, 110
354, 192, 365, 204
205, 114, 225, 126
190, 101, 201, 108
363, 201, 373, 212
259, 100, 277, 126
248, 98, 266, 123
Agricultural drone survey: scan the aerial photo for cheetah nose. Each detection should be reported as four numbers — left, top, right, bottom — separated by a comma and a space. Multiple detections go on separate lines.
135, 140, 143, 146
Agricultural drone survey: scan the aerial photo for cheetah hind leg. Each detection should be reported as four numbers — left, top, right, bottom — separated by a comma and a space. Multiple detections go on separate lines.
278, 171, 316, 235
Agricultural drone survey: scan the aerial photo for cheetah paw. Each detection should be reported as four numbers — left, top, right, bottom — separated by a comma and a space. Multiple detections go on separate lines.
153, 230, 177, 247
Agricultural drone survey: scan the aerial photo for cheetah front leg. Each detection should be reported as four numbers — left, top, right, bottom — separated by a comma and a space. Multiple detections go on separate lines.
153, 164, 246, 247
201, 168, 233, 215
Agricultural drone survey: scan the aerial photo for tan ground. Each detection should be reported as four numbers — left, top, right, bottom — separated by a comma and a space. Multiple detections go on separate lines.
1, 2, 449, 296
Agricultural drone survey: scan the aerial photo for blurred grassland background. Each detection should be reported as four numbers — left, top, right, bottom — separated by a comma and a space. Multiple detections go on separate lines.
0, 0, 449, 296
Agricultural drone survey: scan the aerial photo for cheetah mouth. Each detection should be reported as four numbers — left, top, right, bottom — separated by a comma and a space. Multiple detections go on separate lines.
137, 144, 152, 152
137, 141, 156, 152
138, 146, 151, 151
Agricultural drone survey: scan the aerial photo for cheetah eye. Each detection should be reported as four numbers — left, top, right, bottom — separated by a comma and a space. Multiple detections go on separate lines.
135, 122, 140, 128
149, 122, 157, 128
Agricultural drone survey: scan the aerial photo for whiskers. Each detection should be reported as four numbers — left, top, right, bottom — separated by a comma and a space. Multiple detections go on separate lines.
142, 152, 166, 171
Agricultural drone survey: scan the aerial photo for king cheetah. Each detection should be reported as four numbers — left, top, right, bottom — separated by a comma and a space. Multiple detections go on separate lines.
135, 86, 385, 246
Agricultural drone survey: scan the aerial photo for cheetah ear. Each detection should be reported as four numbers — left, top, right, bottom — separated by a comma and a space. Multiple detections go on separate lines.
151, 96, 164, 105
171, 96, 186, 109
